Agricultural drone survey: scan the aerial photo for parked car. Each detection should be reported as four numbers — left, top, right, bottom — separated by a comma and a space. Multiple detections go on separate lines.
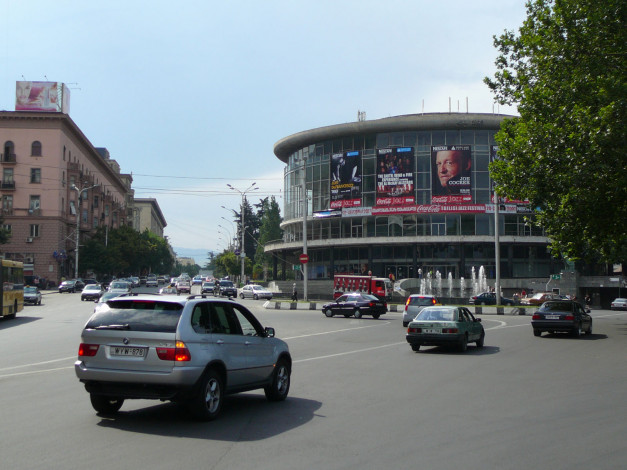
59, 279, 85, 293
218, 280, 237, 297
107, 281, 132, 294
24, 286, 42, 305
531, 300, 592, 337
176, 279, 191, 294
520, 292, 560, 306
129, 277, 140, 288
240, 284, 273, 300
201, 281, 215, 294
468, 292, 515, 306
157, 275, 166, 284
403, 294, 440, 327
406, 306, 485, 352
75, 295, 292, 420
610, 298, 627, 311
145, 275, 158, 288
81, 284, 104, 301
322, 292, 387, 319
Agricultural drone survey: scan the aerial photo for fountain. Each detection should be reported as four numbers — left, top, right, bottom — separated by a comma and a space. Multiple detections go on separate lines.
471, 267, 478, 295
479, 266, 488, 293
448, 272, 453, 298
435, 271, 442, 296
460, 277, 465, 298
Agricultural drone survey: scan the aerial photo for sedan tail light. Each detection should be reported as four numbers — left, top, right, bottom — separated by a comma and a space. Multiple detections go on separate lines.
156, 341, 191, 361
408, 327, 422, 333
532, 314, 541, 320
78, 343, 99, 357
442, 328, 459, 334
564, 315, 574, 321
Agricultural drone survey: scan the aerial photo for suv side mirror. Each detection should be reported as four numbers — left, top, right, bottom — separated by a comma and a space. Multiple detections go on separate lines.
265, 327, 275, 338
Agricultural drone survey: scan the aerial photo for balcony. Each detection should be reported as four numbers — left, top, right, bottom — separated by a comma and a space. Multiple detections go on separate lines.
28, 208, 41, 216
1, 181, 15, 190
2, 208, 13, 216
1, 153, 17, 163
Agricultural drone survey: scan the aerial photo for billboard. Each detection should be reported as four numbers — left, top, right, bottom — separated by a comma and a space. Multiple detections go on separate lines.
431, 145, 472, 204
330, 151, 361, 209
376, 147, 415, 206
15, 81, 70, 113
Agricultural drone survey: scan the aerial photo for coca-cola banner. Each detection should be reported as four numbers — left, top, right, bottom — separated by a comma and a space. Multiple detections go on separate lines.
342, 204, 489, 217
376, 147, 415, 206
431, 145, 472, 204
330, 151, 362, 209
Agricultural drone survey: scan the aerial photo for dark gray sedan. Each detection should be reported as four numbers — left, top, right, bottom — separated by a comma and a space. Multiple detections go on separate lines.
322, 293, 387, 319
531, 301, 592, 337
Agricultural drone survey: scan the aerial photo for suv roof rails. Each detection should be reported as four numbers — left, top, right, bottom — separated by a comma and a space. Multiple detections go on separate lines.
186, 294, 235, 300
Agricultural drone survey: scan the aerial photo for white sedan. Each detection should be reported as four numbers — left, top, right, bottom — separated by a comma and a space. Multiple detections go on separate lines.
240, 284, 273, 300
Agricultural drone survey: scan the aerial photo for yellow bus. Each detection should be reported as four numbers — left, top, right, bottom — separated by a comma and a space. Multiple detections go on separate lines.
1, 260, 24, 319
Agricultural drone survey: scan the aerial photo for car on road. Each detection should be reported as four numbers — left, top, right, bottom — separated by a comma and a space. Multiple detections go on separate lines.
107, 281, 132, 294
75, 295, 292, 420
201, 281, 215, 294
406, 306, 485, 352
59, 279, 85, 293
81, 284, 104, 301
129, 277, 140, 288
240, 284, 273, 300
176, 279, 191, 294
531, 300, 592, 337
93, 291, 124, 313
468, 292, 515, 306
402, 294, 440, 327
520, 292, 560, 306
145, 275, 158, 288
192, 275, 204, 286
322, 292, 387, 319
24, 286, 42, 305
610, 298, 627, 311
218, 280, 237, 297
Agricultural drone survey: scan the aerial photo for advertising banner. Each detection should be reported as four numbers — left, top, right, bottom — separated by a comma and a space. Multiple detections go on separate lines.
330, 151, 361, 209
431, 145, 472, 203
376, 147, 415, 206
15, 81, 69, 112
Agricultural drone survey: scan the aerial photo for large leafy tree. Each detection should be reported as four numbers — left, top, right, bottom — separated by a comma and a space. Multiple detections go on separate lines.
255, 196, 283, 279
484, 0, 626, 263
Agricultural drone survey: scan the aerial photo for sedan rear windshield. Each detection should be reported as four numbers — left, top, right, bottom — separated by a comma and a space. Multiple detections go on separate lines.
539, 302, 574, 312
220, 281, 234, 287
85, 300, 183, 332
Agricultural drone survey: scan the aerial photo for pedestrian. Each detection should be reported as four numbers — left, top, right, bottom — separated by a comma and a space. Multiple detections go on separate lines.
292, 283, 298, 302
585, 293, 591, 306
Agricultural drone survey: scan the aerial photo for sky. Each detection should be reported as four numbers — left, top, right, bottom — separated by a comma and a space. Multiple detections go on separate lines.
1, 0, 526, 266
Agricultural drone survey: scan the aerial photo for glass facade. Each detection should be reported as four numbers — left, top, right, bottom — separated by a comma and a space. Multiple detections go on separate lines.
271, 114, 555, 281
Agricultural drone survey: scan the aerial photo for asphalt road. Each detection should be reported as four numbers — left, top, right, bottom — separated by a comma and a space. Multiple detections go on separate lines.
1, 288, 626, 470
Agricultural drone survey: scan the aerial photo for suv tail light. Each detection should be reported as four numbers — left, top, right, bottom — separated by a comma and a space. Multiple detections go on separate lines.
78, 343, 99, 357
156, 341, 191, 361
405, 298, 411, 311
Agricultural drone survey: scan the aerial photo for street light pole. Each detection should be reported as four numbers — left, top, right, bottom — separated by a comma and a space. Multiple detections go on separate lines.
227, 183, 258, 286
70, 183, 99, 280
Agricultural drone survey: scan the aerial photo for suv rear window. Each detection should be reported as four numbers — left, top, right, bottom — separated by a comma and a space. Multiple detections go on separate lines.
85, 300, 183, 332
220, 281, 234, 287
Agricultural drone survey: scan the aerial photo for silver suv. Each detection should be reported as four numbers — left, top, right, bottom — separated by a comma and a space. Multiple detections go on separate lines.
75, 294, 291, 420
403, 294, 440, 327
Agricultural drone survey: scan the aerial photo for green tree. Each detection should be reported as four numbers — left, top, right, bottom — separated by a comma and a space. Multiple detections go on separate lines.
484, 0, 626, 263
255, 196, 283, 280
0, 215, 10, 244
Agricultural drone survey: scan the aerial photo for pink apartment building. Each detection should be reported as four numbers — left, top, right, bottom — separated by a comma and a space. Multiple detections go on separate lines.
0, 111, 131, 286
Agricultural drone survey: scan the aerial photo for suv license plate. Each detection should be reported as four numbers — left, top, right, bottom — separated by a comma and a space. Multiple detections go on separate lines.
111, 346, 147, 357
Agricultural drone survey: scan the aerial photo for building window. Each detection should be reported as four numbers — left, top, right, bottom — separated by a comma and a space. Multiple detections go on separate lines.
2, 168, 14, 188
105, 205, 110, 216
82, 209, 88, 224
93, 217, 99, 228
30, 168, 42, 183
3, 141, 16, 162
2, 224, 11, 233
31, 141, 42, 156
30, 224, 40, 237
2, 195, 13, 214
29, 195, 41, 211
93, 195, 99, 208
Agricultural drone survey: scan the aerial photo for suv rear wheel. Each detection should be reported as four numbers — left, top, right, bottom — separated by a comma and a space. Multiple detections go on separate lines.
190, 369, 223, 421
90, 394, 124, 414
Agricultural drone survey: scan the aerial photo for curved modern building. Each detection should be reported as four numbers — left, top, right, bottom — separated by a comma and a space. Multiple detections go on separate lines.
267, 112, 560, 290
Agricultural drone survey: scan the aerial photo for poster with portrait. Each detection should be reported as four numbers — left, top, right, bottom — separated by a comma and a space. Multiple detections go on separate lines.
330, 151, 362, 209
376, 147, 415, 206
431, 145, 472, 204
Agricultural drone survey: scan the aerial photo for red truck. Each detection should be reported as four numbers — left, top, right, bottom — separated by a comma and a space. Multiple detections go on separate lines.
333, 274, 393, 300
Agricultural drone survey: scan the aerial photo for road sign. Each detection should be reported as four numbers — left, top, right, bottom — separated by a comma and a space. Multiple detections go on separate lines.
551, 274, 561, 280
299, 254, 309, 264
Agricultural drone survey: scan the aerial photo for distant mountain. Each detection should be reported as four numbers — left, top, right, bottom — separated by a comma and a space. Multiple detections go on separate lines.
173, 247, 211, 266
